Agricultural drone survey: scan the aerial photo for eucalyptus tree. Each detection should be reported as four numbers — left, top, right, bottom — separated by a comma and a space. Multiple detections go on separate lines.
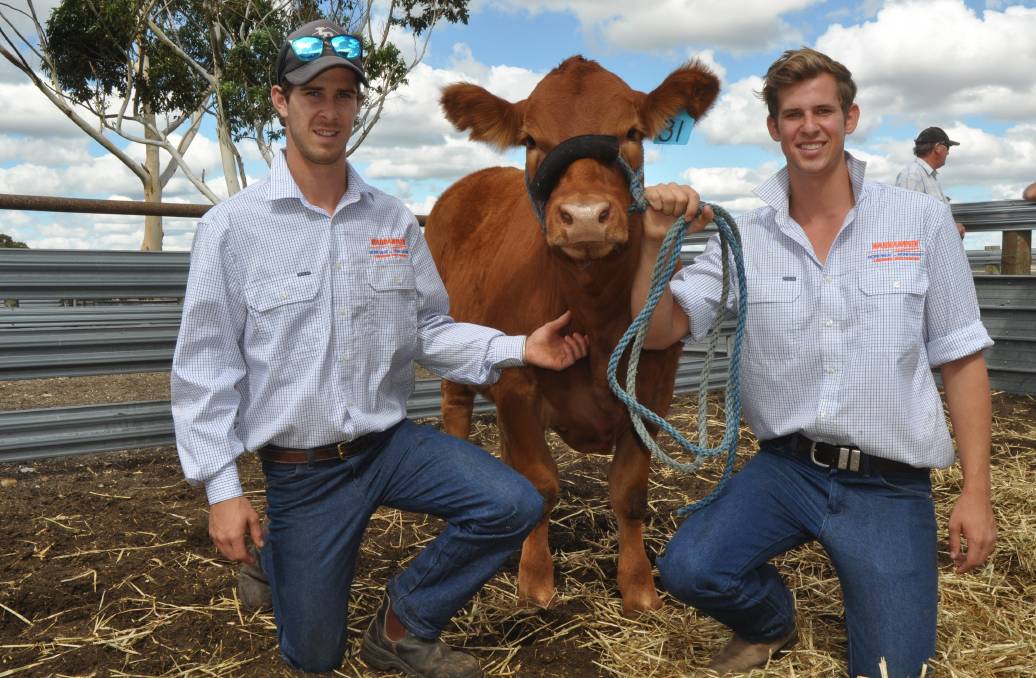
0, 0, 468, 250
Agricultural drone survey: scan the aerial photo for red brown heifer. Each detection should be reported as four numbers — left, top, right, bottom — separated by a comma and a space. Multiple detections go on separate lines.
424, 56, 719, 614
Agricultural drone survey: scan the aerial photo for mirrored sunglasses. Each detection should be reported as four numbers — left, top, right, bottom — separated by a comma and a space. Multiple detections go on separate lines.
290, 34, 362, 62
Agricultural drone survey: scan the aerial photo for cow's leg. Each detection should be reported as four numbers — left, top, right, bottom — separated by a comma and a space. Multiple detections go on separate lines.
495, 392, 559, 608
609, 429, 662, 614
440, 380, 475, 440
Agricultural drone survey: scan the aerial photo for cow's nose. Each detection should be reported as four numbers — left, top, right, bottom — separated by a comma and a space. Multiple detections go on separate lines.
556, 201, 615, 241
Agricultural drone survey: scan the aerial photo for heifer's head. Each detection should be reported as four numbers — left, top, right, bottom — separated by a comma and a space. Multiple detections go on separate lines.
441, 56, 719, 261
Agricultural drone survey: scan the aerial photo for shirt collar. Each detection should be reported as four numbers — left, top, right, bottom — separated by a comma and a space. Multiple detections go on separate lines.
266, 149, 376, 205
915, 156, 937, 177
753, 151, 868, 215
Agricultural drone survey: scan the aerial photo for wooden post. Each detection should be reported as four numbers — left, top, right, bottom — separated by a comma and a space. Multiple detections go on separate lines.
1001, 231, 1032, 274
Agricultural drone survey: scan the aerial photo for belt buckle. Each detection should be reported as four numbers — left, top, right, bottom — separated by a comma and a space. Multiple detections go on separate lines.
336, 440, 349, 460
839, 447, 862, 472
808, 440, 829, 468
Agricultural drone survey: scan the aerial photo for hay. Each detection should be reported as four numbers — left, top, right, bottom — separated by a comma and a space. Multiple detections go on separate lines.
1, 393, 1033, 676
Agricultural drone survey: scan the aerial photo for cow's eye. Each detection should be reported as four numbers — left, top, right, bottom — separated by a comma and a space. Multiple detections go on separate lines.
522, 136, 536, 150
626, 128, 642, 142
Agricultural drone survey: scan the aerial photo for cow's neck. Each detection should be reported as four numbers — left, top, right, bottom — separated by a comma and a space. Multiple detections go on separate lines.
551, 245, 638, 341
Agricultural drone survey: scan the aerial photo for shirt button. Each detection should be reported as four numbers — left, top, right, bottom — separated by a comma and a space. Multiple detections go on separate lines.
893, 280, 902, 288
823, 275, 832, 284
335, 262, 343, 271
824, 366, 835, 374
824, 319, 834, 327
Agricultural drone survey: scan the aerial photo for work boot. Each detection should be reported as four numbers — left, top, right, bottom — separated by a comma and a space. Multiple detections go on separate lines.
360, 594, 483, 678
237, 543, 272, 612
707, 626, 797, 675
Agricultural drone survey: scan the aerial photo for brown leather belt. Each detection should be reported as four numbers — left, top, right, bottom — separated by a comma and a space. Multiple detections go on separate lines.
764, 433, 926, 477
258, 429, 384, 464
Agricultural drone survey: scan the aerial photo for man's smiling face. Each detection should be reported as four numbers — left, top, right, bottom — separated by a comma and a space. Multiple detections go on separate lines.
766, 72, 859, 181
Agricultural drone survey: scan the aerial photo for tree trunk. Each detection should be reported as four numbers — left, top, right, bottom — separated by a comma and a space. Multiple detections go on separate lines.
210, 23, 241, 196
141, 109, 163, 251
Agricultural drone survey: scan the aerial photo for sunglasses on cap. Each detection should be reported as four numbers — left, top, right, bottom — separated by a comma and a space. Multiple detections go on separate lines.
289, 34, 362, 62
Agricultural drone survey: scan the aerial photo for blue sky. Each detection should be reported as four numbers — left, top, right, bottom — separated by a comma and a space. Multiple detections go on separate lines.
1, 0, 1034, 250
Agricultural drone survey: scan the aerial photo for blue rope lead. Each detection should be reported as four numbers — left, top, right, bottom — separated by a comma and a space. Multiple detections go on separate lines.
608, 157, 748, 515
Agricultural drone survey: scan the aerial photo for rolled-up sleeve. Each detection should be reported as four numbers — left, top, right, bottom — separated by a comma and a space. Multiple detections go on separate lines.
922, 202, 993, 367
670, 232, 738, 342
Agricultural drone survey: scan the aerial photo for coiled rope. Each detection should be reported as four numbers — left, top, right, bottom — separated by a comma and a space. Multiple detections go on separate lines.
608, 156, 748, 515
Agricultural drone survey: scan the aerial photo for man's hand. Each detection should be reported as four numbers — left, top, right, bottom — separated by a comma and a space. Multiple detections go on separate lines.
642, 182, 714, 243
524, 310, 589, 370
209, 495, 264, 564
947, 489, 996, 573
955, 222, 966, 238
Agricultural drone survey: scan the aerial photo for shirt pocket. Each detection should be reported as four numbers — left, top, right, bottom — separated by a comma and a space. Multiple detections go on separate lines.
245, 274, 323, 363
744, 275, 804, 360
858, 267, 928, 354
364, 263, 418, 340
746, 275, 804, 327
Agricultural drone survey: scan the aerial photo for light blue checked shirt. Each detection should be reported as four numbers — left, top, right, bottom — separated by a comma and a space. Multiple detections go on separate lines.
895, 157, 948, 203
172, 151, 525, 504
671, 154, 992, 469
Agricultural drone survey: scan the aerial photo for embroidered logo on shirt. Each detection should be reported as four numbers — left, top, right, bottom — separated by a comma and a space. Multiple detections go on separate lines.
369, 238, 410, 260
869, 240, 922, 263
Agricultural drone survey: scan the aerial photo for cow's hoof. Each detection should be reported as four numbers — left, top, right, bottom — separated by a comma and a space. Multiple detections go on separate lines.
620, 591, 663, 617
517, 586, 556, 610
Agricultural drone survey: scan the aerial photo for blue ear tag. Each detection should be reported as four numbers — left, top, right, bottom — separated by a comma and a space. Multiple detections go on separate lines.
653, 110, 696, 145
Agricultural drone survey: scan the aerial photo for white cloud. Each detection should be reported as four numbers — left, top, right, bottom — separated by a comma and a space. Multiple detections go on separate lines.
679, 164, 776, 213
355, 135, 517, 180
697, 76, 771, 147
483, 0, 819, 52
817, 0, 1036, 123
0, 134, 94, 165
0, 82, 90, 137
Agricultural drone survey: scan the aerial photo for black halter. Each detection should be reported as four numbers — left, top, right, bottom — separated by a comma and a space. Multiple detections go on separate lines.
524, 135, 634, 233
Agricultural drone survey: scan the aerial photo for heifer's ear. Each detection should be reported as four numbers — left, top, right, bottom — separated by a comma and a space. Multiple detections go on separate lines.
640, 61, 720, 139
440, 83, 526, 150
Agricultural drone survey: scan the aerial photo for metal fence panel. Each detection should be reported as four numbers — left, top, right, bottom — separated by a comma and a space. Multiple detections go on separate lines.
0, 356, 730, 463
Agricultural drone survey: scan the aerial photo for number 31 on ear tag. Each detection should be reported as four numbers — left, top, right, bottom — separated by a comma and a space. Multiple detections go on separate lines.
653, 110, 696, 145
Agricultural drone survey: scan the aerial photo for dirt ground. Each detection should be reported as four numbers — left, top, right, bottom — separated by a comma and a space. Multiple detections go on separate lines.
1, 374, 1034, 677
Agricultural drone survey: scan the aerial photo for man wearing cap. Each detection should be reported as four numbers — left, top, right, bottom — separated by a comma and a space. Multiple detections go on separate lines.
896, 126, 966, 237
171, 19, 589, 676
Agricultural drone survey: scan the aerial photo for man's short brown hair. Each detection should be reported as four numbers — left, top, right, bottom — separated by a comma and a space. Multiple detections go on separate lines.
760, 47, 857, 119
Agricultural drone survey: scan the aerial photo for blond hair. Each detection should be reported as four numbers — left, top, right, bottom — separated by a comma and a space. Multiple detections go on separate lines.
760, 47, 856, 119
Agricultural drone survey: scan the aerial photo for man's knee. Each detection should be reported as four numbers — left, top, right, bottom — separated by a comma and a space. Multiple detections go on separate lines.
657, 541, 732, 605
488, 478, 544, 538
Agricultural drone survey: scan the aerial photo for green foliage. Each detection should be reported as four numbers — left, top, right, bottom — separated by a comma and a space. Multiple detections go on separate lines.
392, 0, 469, 35
0, 233, 29, 248
43, 0, 210, 115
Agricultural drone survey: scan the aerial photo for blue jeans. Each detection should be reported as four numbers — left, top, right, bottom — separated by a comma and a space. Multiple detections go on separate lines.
259, 419, 543, 673
657, 444, 937, 678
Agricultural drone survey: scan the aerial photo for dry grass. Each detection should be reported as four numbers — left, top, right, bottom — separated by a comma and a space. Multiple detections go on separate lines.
1, 392, 1033, 677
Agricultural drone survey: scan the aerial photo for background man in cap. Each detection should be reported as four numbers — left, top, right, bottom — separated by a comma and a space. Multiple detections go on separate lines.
171, 18, 588, 676
1023, 181, 1036, 202
896, 126, 966, 237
